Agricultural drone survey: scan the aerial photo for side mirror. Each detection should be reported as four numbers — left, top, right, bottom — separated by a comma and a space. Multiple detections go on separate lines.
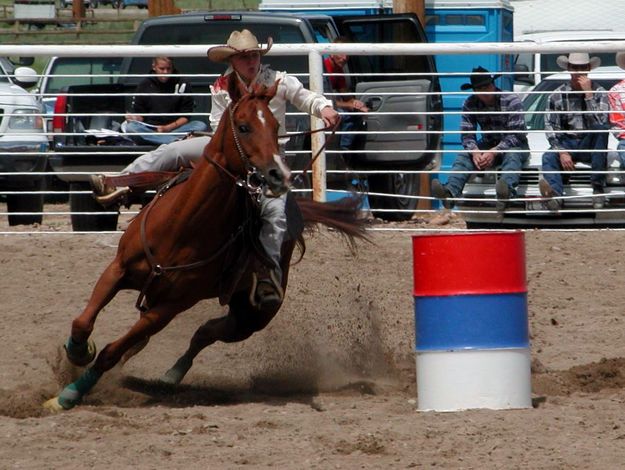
13, 67, 38, 88
9, 56, 35, 67
17, 57, 35, 67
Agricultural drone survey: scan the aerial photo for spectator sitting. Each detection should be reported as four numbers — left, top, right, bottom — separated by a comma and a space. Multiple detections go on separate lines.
323, 37, 369, 153
431, 66, 529, 211
124, 56, 207, 145
539, 52, 609, 211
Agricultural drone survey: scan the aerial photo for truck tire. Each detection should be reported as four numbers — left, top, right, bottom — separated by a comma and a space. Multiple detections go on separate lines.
367, 173, 419, 222
7, 180, 44, 226
70, 182, 119, 232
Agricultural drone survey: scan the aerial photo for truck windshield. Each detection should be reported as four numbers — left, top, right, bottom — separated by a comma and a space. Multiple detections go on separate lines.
128, 23, 311, 86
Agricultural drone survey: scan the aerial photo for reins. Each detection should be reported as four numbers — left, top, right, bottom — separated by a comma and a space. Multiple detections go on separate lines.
135, 102, 252, 312
135, 101, 339, 312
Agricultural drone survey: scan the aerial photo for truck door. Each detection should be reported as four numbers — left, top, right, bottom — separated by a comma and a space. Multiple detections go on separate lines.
333, 14, 443, 220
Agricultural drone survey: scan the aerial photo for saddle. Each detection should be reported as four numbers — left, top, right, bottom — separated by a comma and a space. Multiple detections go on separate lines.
98, 169, 304, 307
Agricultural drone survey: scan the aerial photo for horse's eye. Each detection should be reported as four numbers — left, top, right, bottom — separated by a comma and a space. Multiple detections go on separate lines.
238, 124, 250, 133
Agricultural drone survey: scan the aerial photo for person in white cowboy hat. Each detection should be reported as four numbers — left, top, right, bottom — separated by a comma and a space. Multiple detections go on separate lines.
90, 29, 340, 308
608, 52, 625, 170
431, 66, 529, 211
539, 52, 609, 211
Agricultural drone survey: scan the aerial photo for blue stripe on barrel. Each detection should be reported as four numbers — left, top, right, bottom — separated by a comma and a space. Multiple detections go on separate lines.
414, 293, 529, 350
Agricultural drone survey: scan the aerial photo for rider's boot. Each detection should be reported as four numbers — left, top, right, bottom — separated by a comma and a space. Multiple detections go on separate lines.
251, 267, 284, 309
89, 174, 130, 207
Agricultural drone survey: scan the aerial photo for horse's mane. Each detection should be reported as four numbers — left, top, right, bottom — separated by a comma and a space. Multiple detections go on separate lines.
226, 72, 276, 104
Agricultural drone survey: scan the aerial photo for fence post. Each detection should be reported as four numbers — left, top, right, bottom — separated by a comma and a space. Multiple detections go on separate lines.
308, 50, 326, 203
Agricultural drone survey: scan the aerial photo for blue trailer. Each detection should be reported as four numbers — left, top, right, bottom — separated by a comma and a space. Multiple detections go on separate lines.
425, 0, 514, 180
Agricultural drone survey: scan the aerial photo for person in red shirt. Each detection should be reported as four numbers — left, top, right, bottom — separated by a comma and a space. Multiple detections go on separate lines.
323, 37, 369, 152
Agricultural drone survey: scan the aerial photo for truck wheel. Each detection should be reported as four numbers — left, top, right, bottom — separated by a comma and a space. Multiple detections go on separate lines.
69, 182, 119, 232
7, 180, 44, 226
367, 173, 419, 222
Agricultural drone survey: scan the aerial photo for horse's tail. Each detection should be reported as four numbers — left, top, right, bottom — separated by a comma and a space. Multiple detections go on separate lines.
295, 196, 371, 253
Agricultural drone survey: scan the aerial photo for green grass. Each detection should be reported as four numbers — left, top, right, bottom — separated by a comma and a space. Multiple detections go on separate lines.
0, 0, 261, 43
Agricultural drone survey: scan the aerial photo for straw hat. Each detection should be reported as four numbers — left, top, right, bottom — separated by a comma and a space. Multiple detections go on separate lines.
207, 29, 273, 63
616, 52, 625, 70
556, 52, 601, 70
460, 66, 502, 90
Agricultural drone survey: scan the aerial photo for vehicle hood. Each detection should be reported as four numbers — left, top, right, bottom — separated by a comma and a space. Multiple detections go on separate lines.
0, 83, 38, 107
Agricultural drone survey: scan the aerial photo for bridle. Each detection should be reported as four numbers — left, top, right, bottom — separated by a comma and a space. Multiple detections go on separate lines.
135, 101, 338, 312
199, 102, 339, 192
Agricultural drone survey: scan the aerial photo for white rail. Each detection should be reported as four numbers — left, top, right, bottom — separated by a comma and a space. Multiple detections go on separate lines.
1, 41, 625, 232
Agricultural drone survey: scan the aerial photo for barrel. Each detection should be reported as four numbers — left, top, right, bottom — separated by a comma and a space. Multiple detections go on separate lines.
412, 232, 531, 411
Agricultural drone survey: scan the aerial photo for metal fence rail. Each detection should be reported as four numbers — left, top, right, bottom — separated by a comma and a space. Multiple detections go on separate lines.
2, 40, 625, 232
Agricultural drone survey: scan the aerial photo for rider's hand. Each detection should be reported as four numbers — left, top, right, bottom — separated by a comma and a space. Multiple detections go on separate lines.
320, 106, 340, 128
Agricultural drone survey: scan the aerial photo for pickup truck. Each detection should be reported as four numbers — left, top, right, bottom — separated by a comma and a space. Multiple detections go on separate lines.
50, 11, 442, 231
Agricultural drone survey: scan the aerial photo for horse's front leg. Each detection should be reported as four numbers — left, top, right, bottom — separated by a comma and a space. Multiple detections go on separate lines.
64, 257, 126, 367
44, 302, 183, 411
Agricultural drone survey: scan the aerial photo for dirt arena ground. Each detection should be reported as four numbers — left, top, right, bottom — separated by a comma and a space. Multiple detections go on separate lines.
2, 205, 625, 469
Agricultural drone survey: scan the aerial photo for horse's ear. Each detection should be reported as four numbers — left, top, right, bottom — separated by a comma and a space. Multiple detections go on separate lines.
227, 73, 245, 104
266, 79, 280, 100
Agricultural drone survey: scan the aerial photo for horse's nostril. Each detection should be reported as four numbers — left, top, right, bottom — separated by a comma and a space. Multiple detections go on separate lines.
268, 168, 283, 183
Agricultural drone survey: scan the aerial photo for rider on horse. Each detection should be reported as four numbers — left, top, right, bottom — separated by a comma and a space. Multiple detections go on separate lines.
91, 29, 340, 309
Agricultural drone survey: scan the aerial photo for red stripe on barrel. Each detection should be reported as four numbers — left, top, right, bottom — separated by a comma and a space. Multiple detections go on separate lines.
412, 232, 526, 297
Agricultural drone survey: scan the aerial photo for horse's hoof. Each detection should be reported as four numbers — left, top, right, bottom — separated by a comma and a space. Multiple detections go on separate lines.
65, 338, 97, 367
160, 357, 192, 385
43, 397, 66, 412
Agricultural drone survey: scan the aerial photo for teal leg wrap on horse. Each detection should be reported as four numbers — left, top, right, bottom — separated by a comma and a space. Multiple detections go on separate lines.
57, 367, 103, 410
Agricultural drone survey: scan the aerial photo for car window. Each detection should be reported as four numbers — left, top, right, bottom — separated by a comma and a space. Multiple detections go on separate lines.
340, 19, 430, 81
46, 57, 122, 94
128, 23, 310, 85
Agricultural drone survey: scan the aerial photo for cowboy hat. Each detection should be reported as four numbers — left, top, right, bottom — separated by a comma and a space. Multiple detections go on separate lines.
207, 29, 273, 63
556, 52, 601, 70
460, 66, 502, 90
617, 52, 625, 70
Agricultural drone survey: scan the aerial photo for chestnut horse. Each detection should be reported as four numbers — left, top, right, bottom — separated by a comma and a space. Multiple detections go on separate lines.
44, 78, 368, 411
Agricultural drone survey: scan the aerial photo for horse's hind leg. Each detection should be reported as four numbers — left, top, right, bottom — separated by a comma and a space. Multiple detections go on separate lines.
64, 257, 125, 367
45, 302, 184, 411
161, 291, 280, 385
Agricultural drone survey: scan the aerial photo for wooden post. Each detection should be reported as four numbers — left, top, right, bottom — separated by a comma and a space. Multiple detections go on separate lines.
148, 0, 180, 17
393, 0, 425, 26
72, 0, 86, 20
393, 0, 431, 212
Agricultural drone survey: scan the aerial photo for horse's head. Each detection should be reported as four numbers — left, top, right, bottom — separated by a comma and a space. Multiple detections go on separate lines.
224, 77, 290, 197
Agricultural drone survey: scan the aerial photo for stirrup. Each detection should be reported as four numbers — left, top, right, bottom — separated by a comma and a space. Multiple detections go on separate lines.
250, 271, 284, 309
94, 186, 131, 207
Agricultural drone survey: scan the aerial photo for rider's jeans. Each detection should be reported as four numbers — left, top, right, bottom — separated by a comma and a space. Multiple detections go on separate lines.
259, 193, 288, 282
123, 136, 288, 282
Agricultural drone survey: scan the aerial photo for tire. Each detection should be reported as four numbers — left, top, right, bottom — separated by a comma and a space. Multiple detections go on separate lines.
7, 180, 44, 226
69, 182, 119, 232
367, 172, 420, 222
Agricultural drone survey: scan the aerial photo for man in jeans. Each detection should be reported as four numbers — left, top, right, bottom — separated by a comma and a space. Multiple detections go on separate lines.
539, 52, 609, 211
431, 66, 529, 211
